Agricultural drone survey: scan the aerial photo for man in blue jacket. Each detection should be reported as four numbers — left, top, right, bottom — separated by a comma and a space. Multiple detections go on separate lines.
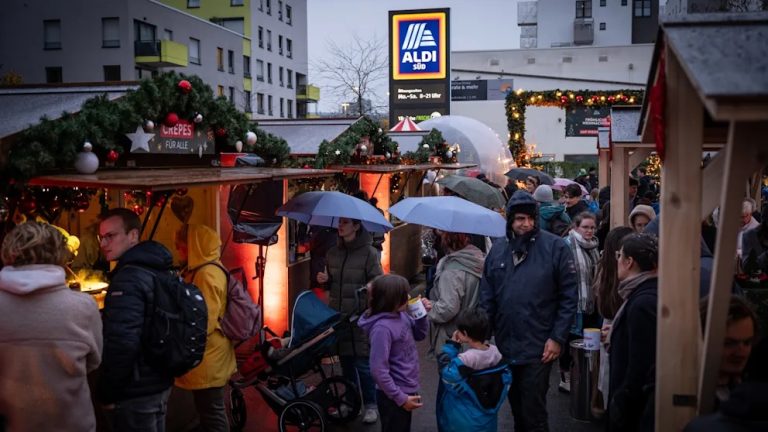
480, 190, 578, 432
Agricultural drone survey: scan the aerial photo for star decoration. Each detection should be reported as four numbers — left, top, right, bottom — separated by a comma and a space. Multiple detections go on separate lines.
126, 125, 154, 153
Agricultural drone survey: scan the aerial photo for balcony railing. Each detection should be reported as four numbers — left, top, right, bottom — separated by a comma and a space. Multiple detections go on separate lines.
296, 84, 320, 102
135, 40, 188, 67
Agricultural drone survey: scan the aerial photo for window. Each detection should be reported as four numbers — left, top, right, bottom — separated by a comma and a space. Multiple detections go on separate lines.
600, 0, 606, 6
244, 90, 252, 112
103, 65, 121, 81
287, 99, 293, 118
243, 55, 251, 77
219, 18, 244, 34
268, 95, 273, 115
45, 66, 62, 83
43, 20, 61, 50
228, 49, 234, 74
279, 97, 284, 117
278, 1, 283, 20
576, 0, 592, 18
256, 59, 264, 81
163, 29, 173, 40
634, 0, 651, 17
287, 69, 293, 88
267, 30, 272, 51
278, 35, 283, 55
259, 0, 264, 11
266, 0, 272, 15
217, 47, 224, 71
621, 0, 628, 5
286, 5, 292, 25
599, 22, 606, 30
267, 62, 272, 83
286, 38, 292, 58
231, 0, 244, 6
102, 18, 120, 48
134, 20, 156, 42
217, 85, 224, 97
279, 66, 284, 86
189, 37, 201, 64
258, 26, 264, 48
188, 0, 200, 7
229, 86, 235, 104
257, 93, 265, 114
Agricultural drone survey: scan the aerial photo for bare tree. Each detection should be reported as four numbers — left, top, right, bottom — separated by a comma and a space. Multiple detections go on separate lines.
314, 35, 388, 116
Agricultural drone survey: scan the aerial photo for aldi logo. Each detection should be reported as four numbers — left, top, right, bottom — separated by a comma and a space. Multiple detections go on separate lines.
392, 11, 447, 80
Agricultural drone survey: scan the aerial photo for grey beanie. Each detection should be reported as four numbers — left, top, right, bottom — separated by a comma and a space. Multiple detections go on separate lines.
532, 185, 554, 203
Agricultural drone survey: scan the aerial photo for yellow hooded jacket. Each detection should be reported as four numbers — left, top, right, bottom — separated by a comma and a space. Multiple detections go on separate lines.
175, 224, 236, 390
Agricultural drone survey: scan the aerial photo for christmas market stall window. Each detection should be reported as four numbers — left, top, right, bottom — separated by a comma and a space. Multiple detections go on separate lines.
505, 88, 644, 165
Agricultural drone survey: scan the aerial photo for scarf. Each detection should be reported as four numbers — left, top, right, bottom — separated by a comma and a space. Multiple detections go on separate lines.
567, 230, 600, 313
607, 271, 657, 350
508, 228, 539, 267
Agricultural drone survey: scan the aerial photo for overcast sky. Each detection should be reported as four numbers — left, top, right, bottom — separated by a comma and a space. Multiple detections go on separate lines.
307, 0, 521, 112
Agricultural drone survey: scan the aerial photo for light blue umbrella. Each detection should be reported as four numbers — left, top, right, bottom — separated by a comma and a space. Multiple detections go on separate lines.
276, 191, 394, 233
389, 196, 506, 237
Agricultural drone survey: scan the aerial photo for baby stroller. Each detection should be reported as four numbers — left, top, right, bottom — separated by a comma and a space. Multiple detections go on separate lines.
227, 290, 362, 431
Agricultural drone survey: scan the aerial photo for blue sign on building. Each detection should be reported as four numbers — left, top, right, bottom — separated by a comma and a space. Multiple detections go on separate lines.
391, 11, 447, 80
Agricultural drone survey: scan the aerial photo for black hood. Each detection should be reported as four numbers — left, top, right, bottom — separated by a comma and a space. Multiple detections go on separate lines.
505, 190, 540, 241
115, 240, 174, 272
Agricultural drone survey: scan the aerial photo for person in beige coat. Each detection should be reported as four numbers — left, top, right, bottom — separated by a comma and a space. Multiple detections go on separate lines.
0, 221, 102, 431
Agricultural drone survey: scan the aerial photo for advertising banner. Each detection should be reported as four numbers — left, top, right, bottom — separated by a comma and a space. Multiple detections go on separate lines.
566, 107, 610, 137
450, 79, 514, 101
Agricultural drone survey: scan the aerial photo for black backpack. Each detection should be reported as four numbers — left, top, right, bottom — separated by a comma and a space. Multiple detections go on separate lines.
128, 265, 209, 377
549, 216, 571, 237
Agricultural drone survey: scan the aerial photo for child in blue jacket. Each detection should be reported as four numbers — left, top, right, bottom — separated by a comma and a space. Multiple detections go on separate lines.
436, 308, 512, 432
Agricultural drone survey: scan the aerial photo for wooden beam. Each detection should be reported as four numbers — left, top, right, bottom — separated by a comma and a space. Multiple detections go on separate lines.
629, 148, 653, 171
701, 151, 725, 221
698, 122, 768, 415
656, 49, 703, 432
610, 146, 628, 228
599, 149, 610, 189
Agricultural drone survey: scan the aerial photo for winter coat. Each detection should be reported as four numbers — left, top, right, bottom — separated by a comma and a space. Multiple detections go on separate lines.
0, 265, 102, 432
739, 217, 760, 253
97, 241, 175, 404
327, 231, 383, 357
538, 202, 571, 235
176, 224, 237, 390
436, 341, 510, 432
741, 226, 768, 274
566, 199, 590, 220
608, 278, 657, 432
358, 311, 428, 406
428, 244, 485, 355
309, 226, 337, 289
684, 382, 768, 431
479, 192, 578, 365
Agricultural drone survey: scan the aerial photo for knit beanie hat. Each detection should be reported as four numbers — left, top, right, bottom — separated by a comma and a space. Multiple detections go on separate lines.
532, 185, 554, 203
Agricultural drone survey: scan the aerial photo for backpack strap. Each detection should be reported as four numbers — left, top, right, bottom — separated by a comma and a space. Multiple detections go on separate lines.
192, 261, 230, 285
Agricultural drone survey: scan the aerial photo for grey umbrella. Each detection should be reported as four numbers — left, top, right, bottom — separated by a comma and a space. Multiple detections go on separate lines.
436, 175, 506, 209
504, 167, 554, 185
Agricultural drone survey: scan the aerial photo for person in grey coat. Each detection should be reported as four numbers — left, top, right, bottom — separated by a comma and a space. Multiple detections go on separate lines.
480, 190, 578, 432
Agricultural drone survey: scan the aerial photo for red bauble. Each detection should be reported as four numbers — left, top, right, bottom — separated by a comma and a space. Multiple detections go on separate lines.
75, 194, 90, 213
154, 196, 167, 207
215, 127, 227, 138
107, 149, 119, 163
164, 113, 180, 127
560, 96, 568, 104
176, 188, 188, 196
576, 95, 584, 102
19, 194, 37, 215
178, 80, 192, 94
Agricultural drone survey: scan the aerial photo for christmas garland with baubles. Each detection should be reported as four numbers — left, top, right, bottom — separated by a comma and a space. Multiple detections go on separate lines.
313, 116, 458, 168
4, 71, 290, 183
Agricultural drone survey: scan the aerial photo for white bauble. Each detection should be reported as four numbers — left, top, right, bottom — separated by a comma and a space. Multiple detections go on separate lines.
245, 131, 257, 146
74, 150, 99, 174
235, 140, 244, 152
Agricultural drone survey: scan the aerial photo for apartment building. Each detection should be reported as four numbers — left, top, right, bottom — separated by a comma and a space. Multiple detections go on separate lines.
159, 0, 316, 119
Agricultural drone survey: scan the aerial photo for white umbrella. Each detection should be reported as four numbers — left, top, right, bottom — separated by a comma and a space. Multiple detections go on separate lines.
277, 191, 393, 233
389, 196, 506, 237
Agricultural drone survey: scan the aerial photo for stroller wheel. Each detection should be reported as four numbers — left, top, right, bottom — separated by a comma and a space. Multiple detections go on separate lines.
278, 400, 324, 432
226, 382, 247, 431
315, 377, 361, 424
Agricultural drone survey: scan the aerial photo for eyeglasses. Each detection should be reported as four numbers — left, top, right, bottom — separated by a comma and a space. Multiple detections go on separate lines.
97, 232, 121, 244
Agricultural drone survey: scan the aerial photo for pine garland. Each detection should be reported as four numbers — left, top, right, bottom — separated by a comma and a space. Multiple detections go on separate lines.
506, 89, 644, 165
314, 117, 399, 168
5, 71, 290, 183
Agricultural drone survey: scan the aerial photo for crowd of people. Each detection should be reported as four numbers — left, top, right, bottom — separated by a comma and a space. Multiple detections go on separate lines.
1, 164, 766, 432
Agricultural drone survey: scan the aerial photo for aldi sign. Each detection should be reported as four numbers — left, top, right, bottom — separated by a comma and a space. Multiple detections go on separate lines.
392, 11, 447, 80
389, 8, 450, 125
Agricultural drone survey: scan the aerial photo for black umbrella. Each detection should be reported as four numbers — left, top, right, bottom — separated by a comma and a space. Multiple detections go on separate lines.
504, 167, 554, 185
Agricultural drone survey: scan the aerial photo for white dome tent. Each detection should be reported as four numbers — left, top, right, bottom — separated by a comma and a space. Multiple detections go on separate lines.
417, 115, 514, 186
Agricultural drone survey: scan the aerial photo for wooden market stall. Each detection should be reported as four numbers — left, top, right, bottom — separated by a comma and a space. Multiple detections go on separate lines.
631, 12, 768, 431
335, 163, 477, 279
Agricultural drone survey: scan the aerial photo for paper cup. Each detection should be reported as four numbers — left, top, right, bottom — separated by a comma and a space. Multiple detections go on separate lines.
407, 296, 427, 319
583, 328, 601, 351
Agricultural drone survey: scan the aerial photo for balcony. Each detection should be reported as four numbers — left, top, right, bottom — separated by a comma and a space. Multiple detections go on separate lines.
296, 84, 320, 102
135, 40, 188, 67
574, 19, 594, 45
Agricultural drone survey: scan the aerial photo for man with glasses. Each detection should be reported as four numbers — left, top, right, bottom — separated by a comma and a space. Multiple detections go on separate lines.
480, 190, 577, 432
96, 208, 175, 432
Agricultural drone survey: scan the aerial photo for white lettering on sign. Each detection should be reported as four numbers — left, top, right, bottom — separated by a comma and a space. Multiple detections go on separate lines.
401, 51, 437, 64
164, 139, 190, 150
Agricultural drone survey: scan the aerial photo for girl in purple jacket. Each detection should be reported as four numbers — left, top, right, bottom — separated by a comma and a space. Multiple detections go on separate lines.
358, 275, 431, 432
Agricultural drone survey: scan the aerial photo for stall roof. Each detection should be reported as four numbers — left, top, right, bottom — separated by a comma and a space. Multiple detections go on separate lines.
0, 83, 138, 140
336, 163, 477, 174
641, 12, 768, 136
28, 167, 341, 191
257, 118, 363, 155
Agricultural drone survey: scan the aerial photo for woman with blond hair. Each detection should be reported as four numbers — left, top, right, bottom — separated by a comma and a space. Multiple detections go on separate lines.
0, 221, 102, 431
